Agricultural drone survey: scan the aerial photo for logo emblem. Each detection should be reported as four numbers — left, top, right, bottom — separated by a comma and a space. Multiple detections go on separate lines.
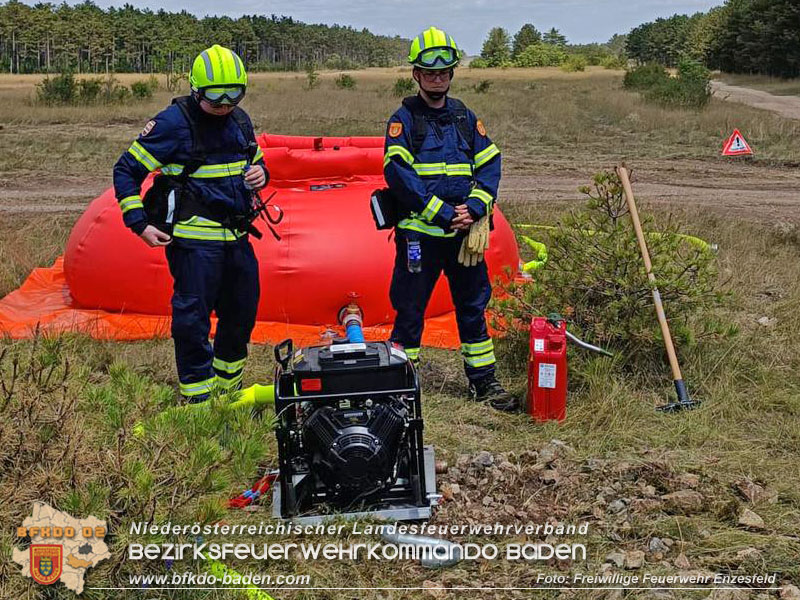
476, 119, 487, 137
140, 119, 156, 137
30, 545, 62, 585
388, 122, 403, 138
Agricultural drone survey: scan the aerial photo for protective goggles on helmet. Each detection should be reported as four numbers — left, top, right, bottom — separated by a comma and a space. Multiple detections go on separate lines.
197, 86, 246, 106
416, 47, 458, 69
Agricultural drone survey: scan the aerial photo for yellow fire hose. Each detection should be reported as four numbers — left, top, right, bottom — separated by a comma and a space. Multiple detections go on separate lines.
514, 224, 715, 273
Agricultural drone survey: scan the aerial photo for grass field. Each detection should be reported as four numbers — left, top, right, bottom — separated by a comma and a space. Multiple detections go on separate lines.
716, 72, 800, 97
1, 67, 799, 600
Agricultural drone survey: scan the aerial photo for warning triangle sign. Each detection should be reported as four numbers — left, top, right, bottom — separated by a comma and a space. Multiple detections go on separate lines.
722, 129, 753, 156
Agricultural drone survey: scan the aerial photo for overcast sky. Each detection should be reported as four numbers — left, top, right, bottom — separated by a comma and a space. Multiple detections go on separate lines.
74, 0, 723, 54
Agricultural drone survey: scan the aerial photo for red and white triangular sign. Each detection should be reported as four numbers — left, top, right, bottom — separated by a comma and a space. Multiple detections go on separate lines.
722, 129, 753, 156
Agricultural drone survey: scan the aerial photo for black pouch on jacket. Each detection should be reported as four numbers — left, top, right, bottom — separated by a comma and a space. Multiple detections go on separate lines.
142, 175, 184, 235
370, 187, 399, 230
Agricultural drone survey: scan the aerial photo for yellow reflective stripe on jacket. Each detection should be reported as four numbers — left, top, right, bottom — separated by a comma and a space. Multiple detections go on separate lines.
474, 143, 500, 169
468, 187, 494, 209
397, 217, 456, 238
160, 164, 183, 176
253, 147, 264, 163
173, 223, 245, 242
213, 356, 246, 374
179, 376, 216, 397
192, 160, 248, 178
180, 215, 225, 227
384, 145, 415, 167
161, 160, 247, 179
413, 162, 473, 177
118, 194, 143, 214
420, 195, 444, 222
128, 141, 162, 171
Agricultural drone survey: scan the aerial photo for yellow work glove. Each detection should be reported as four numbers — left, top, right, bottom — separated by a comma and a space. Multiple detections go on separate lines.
457, 216, 490, 267
467, 215, 490, 254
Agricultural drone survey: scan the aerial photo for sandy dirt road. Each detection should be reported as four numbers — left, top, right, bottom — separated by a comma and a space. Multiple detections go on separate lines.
2, 158, 798, 225
712, 80, 800, 121
501, 156, 800, 224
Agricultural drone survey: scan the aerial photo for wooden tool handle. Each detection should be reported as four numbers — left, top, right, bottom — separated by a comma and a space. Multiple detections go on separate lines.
616, 166, 683, 382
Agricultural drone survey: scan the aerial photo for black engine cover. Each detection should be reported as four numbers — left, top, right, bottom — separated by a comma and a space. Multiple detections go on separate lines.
303, 401, 406, 504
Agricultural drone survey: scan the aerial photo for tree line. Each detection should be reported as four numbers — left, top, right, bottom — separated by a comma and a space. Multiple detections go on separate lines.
626, 0, 800, 78
476, 24, 624, 69
0, 0, 409, 74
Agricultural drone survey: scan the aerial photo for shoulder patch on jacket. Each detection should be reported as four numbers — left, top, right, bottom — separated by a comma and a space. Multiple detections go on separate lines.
476, 119, 487, 137
140, 120, 156, 137
388, 122, 403, 138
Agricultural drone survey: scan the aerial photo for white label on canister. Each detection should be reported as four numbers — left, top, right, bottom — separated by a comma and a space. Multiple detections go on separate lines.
538, 363, 557, 389
534, 339, 545, 353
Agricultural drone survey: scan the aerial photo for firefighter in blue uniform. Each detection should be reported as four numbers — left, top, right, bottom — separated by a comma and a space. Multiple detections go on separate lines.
113, 45, 268, 402
384, 27, 518, 412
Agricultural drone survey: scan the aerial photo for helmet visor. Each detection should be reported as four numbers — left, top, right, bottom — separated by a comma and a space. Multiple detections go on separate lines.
417, 47, 458, 69
199, 86, 246, 106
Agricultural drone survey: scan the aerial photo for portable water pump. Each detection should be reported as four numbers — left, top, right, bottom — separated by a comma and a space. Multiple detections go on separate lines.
272, 304, 438, 523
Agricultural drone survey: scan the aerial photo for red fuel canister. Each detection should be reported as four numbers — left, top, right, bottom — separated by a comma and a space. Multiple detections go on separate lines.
527, 317, 568, 422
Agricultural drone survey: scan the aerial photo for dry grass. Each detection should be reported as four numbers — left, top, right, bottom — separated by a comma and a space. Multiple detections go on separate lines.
717, 72, 800, 97
2, 67, 800, 177
1, 67, 800, 598
0, 215, 73, 297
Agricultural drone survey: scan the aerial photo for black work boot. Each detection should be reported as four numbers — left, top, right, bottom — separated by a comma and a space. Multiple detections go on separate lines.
468, 376, 520, 413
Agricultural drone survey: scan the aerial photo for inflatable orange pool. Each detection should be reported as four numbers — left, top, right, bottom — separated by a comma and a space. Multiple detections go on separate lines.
0, 135, 520, 349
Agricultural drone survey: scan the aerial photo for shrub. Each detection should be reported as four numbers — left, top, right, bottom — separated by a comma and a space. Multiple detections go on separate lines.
77, 77, 102, 102
623, 63, 670, 90
628, 59, 711, 108
392, 77, 415, 97
561, 55, 588, 72
130, 80, 154, 99
166, 71, 187, 92
674, 58, 712, 107
304, 62, 319, 89
101, 75, 130, 103
473, 80, 493, 94
37, 71, 148, 105
37, 72, 77, 104
514, 43, 567, 67
601, 55, 627, 70
335, 73, 356, 89
468, 57, 489, 69
493, 170, 728, 375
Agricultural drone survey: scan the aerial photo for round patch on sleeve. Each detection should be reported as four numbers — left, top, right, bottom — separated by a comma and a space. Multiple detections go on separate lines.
476, 119, 487, 137
388, 122, 403, 138
140, 120, 156, 137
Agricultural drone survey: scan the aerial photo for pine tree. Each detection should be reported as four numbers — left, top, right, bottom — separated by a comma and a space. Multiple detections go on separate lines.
480, 27, 512, 67
512, 24, 541, 59
542, 28, 567, 47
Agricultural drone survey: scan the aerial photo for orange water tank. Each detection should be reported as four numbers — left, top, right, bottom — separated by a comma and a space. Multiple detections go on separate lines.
63, 134, 520, 330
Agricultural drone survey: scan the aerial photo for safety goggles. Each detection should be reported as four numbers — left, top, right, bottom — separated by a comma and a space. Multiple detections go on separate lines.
198, 86, 246, 106
417, 47, 458, 69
